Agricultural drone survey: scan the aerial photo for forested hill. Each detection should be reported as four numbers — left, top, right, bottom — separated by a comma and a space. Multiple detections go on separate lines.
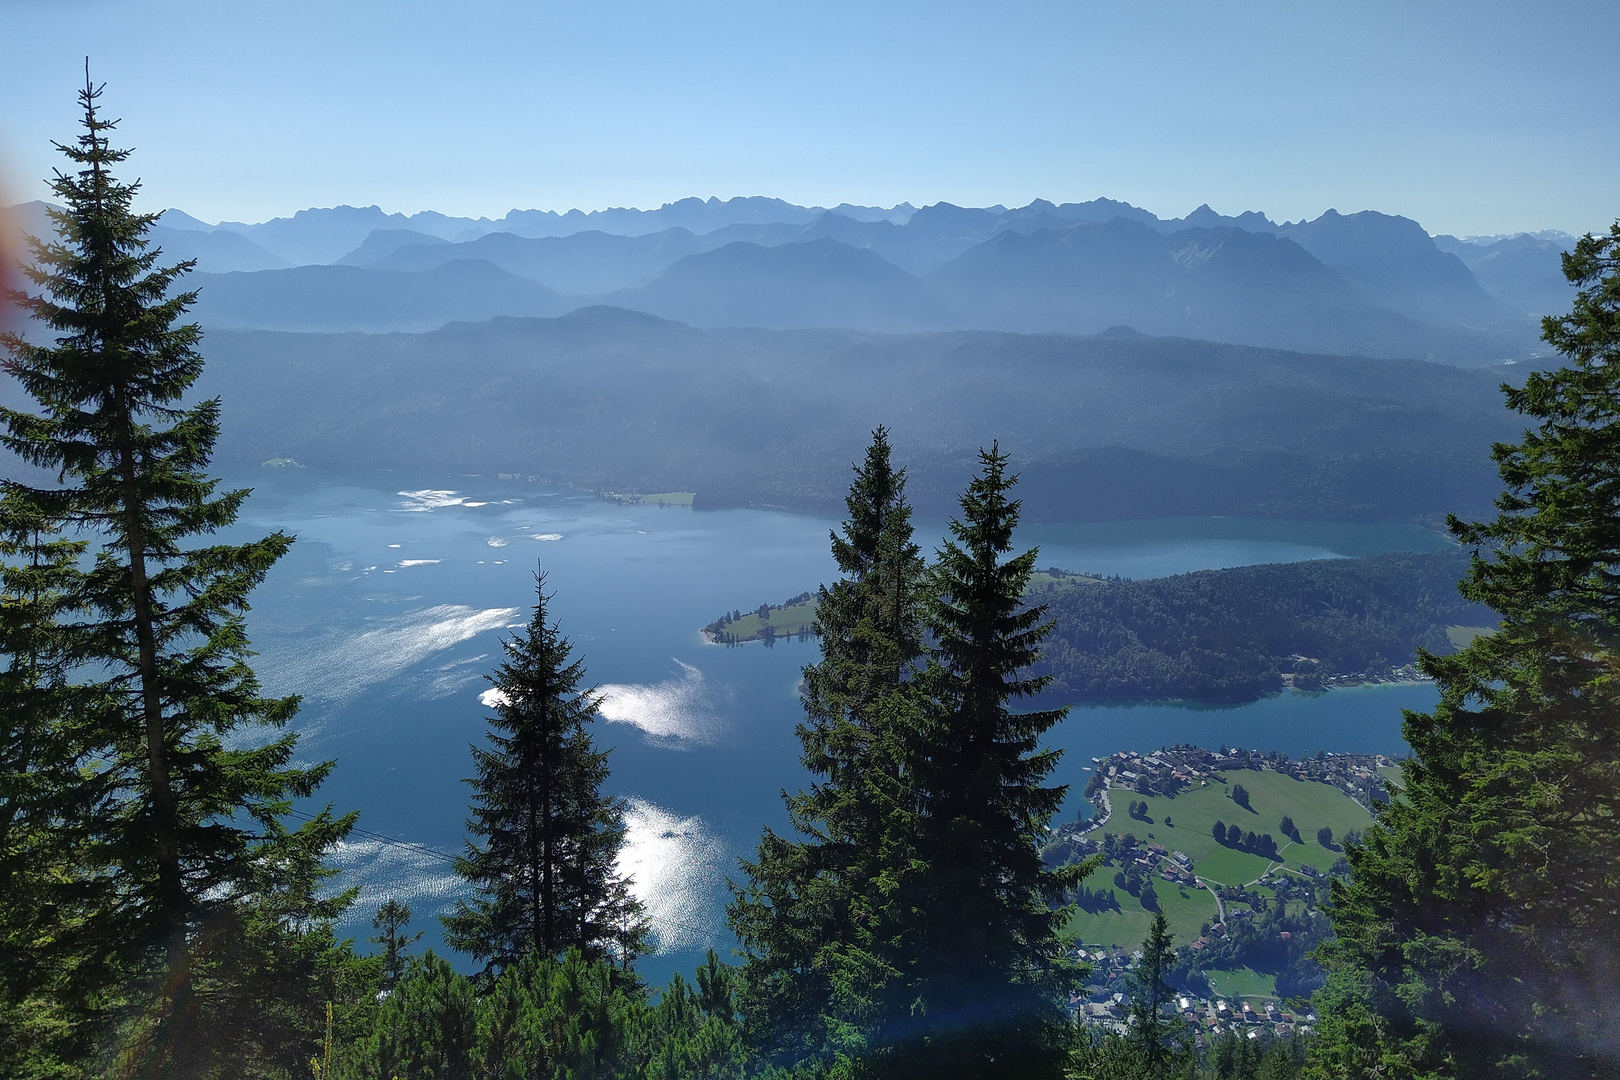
1037, 549, 1493, 703
189, 310, 1524, 524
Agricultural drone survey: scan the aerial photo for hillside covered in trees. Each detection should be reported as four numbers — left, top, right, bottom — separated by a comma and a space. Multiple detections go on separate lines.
179, 316, 1524, 526
1037, 549, 1494, 703
711, 550, 1495, 704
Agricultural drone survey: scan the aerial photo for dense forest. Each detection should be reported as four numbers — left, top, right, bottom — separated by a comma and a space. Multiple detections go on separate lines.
1037, 549, 1495, 703
716, 551, 1494, 703
3, 80, 1619, 1080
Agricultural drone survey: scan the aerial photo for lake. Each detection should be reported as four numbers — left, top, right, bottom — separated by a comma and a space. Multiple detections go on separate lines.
227, 468, 1449, 984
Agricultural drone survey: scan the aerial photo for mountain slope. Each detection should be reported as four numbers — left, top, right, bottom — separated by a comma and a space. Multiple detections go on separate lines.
367, 227, 708, 293
149, 225, 290, 273
1437, 233, 1575, 316
1276, 210, 1511, 327
6, 201, 288, 274
927, 219, 1501, 359
794, 210, 993, 275
189, 260, 572, 332
195, 310, 1520, 523
604, 238, 948, 330
336, 228, 448, 265
215, 205, 477, 265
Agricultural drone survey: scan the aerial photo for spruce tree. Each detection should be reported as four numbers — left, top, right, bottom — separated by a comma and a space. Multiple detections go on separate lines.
1127, 912, 1186, 1077
729, 427, 927, 1070
444, 572, 645, 973
1312, 224, 1620, 1079
371, 899, 423, 991
0, 71, 356, 1074
903, 443, 1083, 1078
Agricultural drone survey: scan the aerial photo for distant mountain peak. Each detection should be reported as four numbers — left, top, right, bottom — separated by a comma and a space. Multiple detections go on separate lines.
337, 228, 449, 266
553, 304, 693, 330
1183, 204, 1223, 227
158, 208, 217, 232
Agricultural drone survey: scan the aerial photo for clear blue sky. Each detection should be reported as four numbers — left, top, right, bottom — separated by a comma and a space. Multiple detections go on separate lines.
2, 0, 1615, 236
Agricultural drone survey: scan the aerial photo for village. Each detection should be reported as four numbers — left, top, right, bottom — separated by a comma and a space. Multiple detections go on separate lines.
1082, 744, 1397, 814
1051, 744, 1395, 1036
1068, 949, 1318, 1046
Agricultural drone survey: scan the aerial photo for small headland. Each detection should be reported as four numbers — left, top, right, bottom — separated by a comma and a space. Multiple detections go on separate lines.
704, 591, 818, 645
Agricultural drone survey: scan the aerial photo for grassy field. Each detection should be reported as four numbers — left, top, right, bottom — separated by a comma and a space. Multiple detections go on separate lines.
1068, 873, 1219, 950
1066, 769, 1374, 950
711, 599, 818, 642
1377, 764, 1407, 807
1105, 769, 1374, 882
1025, 569, 1103, 598
1204, 967, 1278, 1001
1446, 624, 1495, 648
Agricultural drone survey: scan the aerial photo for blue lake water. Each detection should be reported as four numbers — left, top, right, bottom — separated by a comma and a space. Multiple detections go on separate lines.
227, 469, 1447, 984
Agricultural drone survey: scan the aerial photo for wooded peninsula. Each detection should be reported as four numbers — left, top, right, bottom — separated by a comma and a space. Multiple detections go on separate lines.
706, 549, 1494, 704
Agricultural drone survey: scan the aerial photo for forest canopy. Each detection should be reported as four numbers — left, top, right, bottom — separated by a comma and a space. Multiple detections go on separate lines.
1037, 549, 1493, 702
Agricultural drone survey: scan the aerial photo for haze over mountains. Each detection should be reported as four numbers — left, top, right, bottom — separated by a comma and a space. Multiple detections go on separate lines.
194, 308, 1524, 524
6, 194, 1578, 360
0, 193, 1581, 523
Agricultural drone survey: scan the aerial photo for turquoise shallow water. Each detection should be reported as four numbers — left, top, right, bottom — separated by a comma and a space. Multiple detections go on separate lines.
225, 469, 1441, 983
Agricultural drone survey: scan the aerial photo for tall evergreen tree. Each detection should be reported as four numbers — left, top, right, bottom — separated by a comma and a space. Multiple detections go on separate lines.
1127, 912, 1186, 1078
801, 426, 927, 725
0, 71, 357, 1076
729, 428, 926, 1071
901, 443, 1084, 1078
444, 572, 646, 973
1311, 223, 1620, 1079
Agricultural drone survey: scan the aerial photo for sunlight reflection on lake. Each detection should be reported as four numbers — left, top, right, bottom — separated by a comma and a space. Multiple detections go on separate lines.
227, 469, 1440, 982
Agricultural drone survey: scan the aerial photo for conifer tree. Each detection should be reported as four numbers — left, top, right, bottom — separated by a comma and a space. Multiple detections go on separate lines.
1127, 912, 1186, 1077
1312, 224, 1620, 1079
371, 899, 423, 991
0, 70, 355, 1074
903, 443, 1084, 1078
444, 572, 645, 973
801, 426, 927, 725
729, 427, 927, 1070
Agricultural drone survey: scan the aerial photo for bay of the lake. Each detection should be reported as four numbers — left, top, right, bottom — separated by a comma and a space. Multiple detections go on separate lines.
226, 469, 1448, 985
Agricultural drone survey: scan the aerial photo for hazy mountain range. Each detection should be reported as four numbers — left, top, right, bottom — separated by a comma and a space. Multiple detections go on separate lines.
192, 308, 1523, 524
5, 195, 1579, 361
0, 195, 1580, 522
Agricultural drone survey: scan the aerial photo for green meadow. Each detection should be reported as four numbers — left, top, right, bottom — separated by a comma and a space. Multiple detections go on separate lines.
1067, 872, 1219, 950
710, 598, 818, 642
1067, 768, 1375, 950
1446, 623, 1496, 648
1378, 765, 1405, 793
1204, 967, 1279, 1001
1025, 569, 1104, 597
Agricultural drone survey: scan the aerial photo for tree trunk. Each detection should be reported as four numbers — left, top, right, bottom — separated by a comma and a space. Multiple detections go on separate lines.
539, 680, 554, 955
114, 398, 183, 937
